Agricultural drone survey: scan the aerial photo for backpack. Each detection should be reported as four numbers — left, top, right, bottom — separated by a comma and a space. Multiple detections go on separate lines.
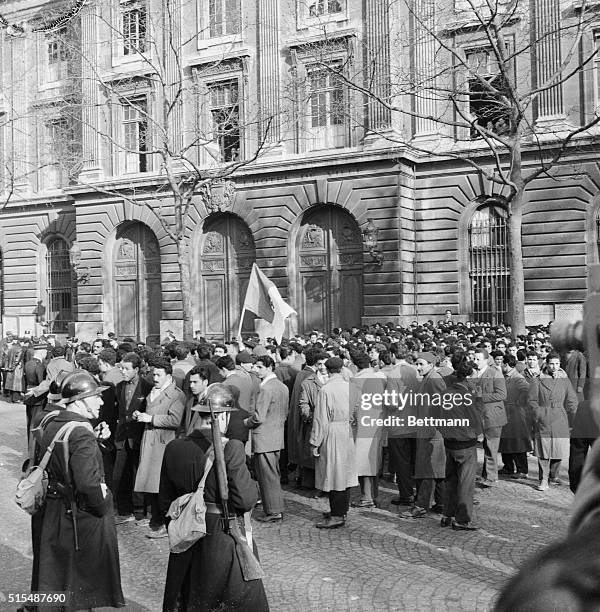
166, 447, 214, 553
15, 415, 93, 516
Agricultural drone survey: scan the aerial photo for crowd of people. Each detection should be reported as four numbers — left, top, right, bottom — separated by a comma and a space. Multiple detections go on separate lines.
11, 315, 598, 610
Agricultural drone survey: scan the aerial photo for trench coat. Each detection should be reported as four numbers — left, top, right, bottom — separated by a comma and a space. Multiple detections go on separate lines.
159, 430, 268, 612
499, 369, 532, 454
351, 369, 386, 476
287, 366, 314, 464
297, 371, 325, 470
528, 370, 578, 459
310, 374, 358, 492
135, 381, 186, 493
413, 369, 447, 480
31, 411, 124, 611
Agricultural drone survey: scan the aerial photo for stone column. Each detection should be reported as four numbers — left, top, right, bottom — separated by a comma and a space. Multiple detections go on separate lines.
9, 35, 29, 191
535, 0, 563, 119
412, 0, 437, 136
163, 0, 183, 156
80, 0, 101, 179
365, 0, 392, 133
257, 0, 281, 146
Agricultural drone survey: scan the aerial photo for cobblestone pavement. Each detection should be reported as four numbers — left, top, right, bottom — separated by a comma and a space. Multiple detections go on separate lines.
0, 400, 574, 612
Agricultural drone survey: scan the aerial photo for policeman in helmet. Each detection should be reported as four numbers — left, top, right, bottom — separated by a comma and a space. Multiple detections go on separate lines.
61, 370, 108, 420
160, 383, 268, 611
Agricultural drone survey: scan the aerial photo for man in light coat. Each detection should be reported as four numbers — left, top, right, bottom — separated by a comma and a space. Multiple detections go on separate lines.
311, 357, 358, 529
472, 348, 507, 487
245, 355, 289, 523
528, 352, 578, 491
134, 356, 185, 537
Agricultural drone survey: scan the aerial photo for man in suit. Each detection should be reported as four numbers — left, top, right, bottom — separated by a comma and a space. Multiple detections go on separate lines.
216, 355, 257, 416
112, 352, 153, 524
245, 355, 289, 523
472, 348, 508, 487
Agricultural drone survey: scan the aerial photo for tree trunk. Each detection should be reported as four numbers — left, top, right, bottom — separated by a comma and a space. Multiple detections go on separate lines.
177, 242, 194, 341
508, 187, 526, 336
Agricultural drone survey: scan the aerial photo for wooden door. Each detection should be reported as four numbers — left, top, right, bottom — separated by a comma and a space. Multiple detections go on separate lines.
200, 215, 255, 339
298, 206, 363, 333
114, 223, 161, 343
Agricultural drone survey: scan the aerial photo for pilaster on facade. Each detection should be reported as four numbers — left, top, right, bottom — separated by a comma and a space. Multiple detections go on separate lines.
80, 0, 101, 180
363, 0, 392, 147
9, 35, 30, 194
257, 0, 282, 152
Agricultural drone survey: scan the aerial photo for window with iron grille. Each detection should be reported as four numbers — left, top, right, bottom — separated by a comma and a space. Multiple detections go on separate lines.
46, 31, 69, 82
468, 203, 510, 324
208, 0, 240, 38
307, 63, 347, 150
122, 98, 149, 172
121, 0, 147, 55
208, 81, 240, 162
309, 0, 344, 16
46, 238, 73, 333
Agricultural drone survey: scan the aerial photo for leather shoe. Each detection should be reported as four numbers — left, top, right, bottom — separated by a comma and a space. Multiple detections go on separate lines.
316, 516, 345, 529
146, 525, 168, 539
510, 472, 528, 479
440, 516, 453, 527
452, 521, 477, 531
390, 496, 414, 506
255, 513, 283, 523
350, 500, 375, 508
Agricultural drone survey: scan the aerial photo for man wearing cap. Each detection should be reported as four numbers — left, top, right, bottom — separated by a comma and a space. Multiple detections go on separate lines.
245, 355, 289, 523
159, 383, 268, 612
311, 357, 358, 529
31, 371, 125, 611
134, 357, 186, 538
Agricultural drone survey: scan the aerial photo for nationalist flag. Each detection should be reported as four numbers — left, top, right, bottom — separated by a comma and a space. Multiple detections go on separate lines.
240, 263, 296, 342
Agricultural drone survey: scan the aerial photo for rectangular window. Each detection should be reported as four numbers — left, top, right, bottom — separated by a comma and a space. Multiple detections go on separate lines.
307, 63, 347, 150
42, 119, 71, 188
594, 31, 600, 110
208, 81, 240, 161
308, 0, 344, 17
208, 0, 240, 38
46, 32, 69, 82
466, 49, 510, 139
122, 99, 149, 172
121, 0, 147, 55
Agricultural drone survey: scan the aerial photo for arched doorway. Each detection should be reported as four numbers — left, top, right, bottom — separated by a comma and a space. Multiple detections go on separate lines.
468, 202, 510, 324
297, 206, 363, 333
199, 214, 255, 339
113, 222, 161, 343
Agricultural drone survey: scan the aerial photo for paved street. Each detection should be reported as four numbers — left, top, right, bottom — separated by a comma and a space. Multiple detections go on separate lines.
0, 400, 573, 612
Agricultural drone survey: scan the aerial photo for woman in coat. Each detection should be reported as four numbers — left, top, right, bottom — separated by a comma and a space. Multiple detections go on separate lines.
528, 353, 578, 490
134, 358, 186, 535
159, 384, 268, 612
31, 371, 124, 611
499, 354, 532, 477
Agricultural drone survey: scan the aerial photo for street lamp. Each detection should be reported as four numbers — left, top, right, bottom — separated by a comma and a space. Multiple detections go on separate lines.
363, 218, 384, 266
69, 241, 90, 284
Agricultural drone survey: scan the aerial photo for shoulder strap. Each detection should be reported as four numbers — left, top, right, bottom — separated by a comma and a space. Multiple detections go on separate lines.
27, 410, 61, 465
58, 422, 95, 488
36, 421, 81, 472
196, 446, 214, 493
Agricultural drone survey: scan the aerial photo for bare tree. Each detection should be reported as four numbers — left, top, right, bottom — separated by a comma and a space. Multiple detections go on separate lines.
296, 0, 600, 334
50, 0, 285, 340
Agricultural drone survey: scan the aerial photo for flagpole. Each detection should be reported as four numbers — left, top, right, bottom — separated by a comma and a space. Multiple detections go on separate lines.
236, 307, 246, 345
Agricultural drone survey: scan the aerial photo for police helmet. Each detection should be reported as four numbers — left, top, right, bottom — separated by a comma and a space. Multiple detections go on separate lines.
61, 370, 108, 404
193, 383, 237, 413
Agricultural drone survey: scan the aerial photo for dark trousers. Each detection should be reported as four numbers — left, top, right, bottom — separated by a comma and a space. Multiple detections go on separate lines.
112, 441, 145, 517
148, 493, 165, 528
329, 489, 350, 517
415, 478, 444, 510
253, 451, 284, 515
387, 437, 416, 499
501, 452, 528, 474
569, 438, 596, 493
444, 445, 477, 524
279, 419, 289, 483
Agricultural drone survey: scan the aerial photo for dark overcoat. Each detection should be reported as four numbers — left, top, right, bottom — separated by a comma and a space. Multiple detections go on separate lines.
499, 369, 532, 454
31, 411, 124, 611
159, 430, 268, 612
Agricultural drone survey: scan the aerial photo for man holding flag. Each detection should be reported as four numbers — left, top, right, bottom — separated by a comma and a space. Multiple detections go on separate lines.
238, 264, 296, 344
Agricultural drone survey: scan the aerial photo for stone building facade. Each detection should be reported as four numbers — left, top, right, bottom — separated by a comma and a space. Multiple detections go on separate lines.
0, 0, 596, 341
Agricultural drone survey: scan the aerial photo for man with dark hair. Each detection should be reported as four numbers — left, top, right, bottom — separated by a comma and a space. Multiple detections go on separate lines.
472, 347, 507, 488
113, 352, 153, 525
529, 352, 578, 491
246, 355, 289, 523
134, 357, 185, 537
216, 355, 257, 420
311, 357, 358, 529
194, 344, 223, 384
98, 348, 124, 386
172, 343, 194, 390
